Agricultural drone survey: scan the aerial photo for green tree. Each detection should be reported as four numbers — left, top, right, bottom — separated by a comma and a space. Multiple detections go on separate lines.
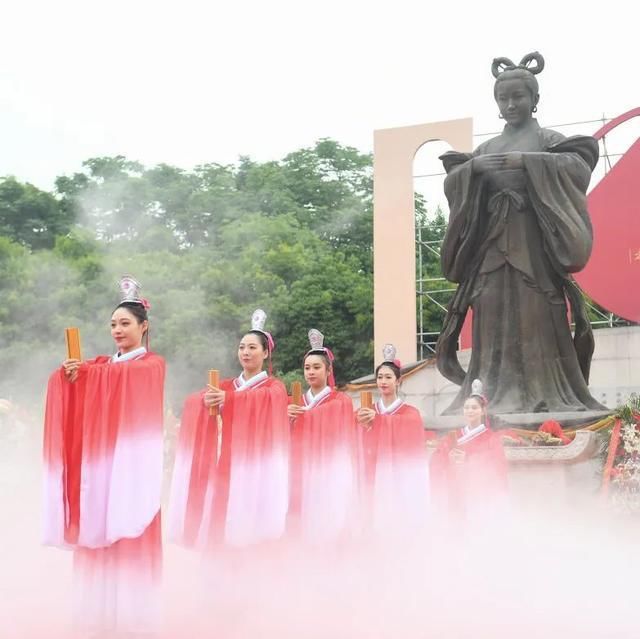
1, 140, 376, 410
0, 177, 72, 249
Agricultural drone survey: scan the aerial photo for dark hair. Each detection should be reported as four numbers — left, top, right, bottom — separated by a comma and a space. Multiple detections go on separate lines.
114, 301, 148, 324
375, 361, 401, 380
245, 330, 269, 352
303, 350, 332, 370
492, 53, 543, 103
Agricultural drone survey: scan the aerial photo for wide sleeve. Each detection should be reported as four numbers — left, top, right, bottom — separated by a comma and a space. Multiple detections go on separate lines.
460, 430, 508, 492
428, 434, 457, 513
394, 405, 426, 448
43, 354, 166, 549
42, 367, 73, 547
523, 135, 598, 273
439, 151, 486, 283
207, 378, 290, 547
372, 405, 431, 530
167, 389, 217, 547
223, 379, 290, 447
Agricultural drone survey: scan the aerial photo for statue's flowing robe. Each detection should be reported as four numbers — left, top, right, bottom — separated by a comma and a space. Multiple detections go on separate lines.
437, 120, 604, 414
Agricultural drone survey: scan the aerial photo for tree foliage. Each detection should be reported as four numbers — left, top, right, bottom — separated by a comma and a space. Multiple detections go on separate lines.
0, 177, 73, 249
1, 140, 376, 410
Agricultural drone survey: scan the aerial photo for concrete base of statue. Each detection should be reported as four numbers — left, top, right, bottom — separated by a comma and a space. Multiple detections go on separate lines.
422, 413, 610, 507
505, 429, 605, 508
423, 428, 606, 508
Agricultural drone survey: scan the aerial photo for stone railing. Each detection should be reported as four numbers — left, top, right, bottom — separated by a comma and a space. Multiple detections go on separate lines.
505, 430, 597, 464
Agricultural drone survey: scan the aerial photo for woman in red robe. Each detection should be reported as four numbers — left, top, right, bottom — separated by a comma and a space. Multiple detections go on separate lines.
43, 276, 165, 637
287, 329, 357, 544
431, 379, 509, 529
356, 344, 430, 537
169, 309, 289, 550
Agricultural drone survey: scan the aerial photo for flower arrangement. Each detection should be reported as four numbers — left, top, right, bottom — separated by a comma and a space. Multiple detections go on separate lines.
610, 394, 640, 513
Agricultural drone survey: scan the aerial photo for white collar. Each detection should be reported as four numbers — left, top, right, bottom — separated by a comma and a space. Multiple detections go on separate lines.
304, 385, 331, 409
235, 370, 268, 392
457, 423, 487, 445
376, 397, 404, 415
111, 346, 147, 363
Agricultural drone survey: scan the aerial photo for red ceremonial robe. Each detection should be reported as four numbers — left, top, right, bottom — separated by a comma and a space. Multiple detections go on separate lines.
43, 348, 165, 634
430, 424, 508, 528
288, 387, 358, 544
169, 372, 290, 549
360, 399, 430, 536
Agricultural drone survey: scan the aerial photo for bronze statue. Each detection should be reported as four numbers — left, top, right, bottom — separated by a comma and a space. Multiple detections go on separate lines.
436, 52, 605, 416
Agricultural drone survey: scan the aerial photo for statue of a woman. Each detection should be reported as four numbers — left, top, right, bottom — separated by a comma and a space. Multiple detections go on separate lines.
436, 52, 604, 415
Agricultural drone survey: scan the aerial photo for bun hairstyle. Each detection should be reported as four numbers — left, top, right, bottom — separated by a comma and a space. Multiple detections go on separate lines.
304, 350, 333, 370
248, 309, 275, 352
114, 276, 151, 347
115, 300, 148, 325
304, 329, 335, 388
246, 308, 276, 374
467, 378, 491, 427
492, 51, 544, 101
375, 360, 401, 380
468, 378, 488, 405
376, 342, 402, 380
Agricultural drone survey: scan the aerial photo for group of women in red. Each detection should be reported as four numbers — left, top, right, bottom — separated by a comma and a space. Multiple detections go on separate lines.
43, 276, 508, 637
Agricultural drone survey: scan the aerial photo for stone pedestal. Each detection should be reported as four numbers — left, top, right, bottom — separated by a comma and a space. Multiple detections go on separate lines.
505, 430, 603, 510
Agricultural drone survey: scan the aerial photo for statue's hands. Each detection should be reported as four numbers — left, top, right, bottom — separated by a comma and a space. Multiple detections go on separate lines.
449, 448, 466, 464
503, 152, 524, 169
472, 154, 507, 174
473, 153, 524, 173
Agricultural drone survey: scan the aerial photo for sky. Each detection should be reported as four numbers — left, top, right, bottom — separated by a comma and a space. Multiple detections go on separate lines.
0, 0, 637, 196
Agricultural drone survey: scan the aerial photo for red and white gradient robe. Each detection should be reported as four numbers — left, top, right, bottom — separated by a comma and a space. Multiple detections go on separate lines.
359, 398, 430, 536
169, 371, 290, 549
287, 387, 358, 544
430, 424, 508, 528
42, 347, 165, 635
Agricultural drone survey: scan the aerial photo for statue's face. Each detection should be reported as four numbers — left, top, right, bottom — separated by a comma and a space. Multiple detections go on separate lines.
495, 78, 536, 127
